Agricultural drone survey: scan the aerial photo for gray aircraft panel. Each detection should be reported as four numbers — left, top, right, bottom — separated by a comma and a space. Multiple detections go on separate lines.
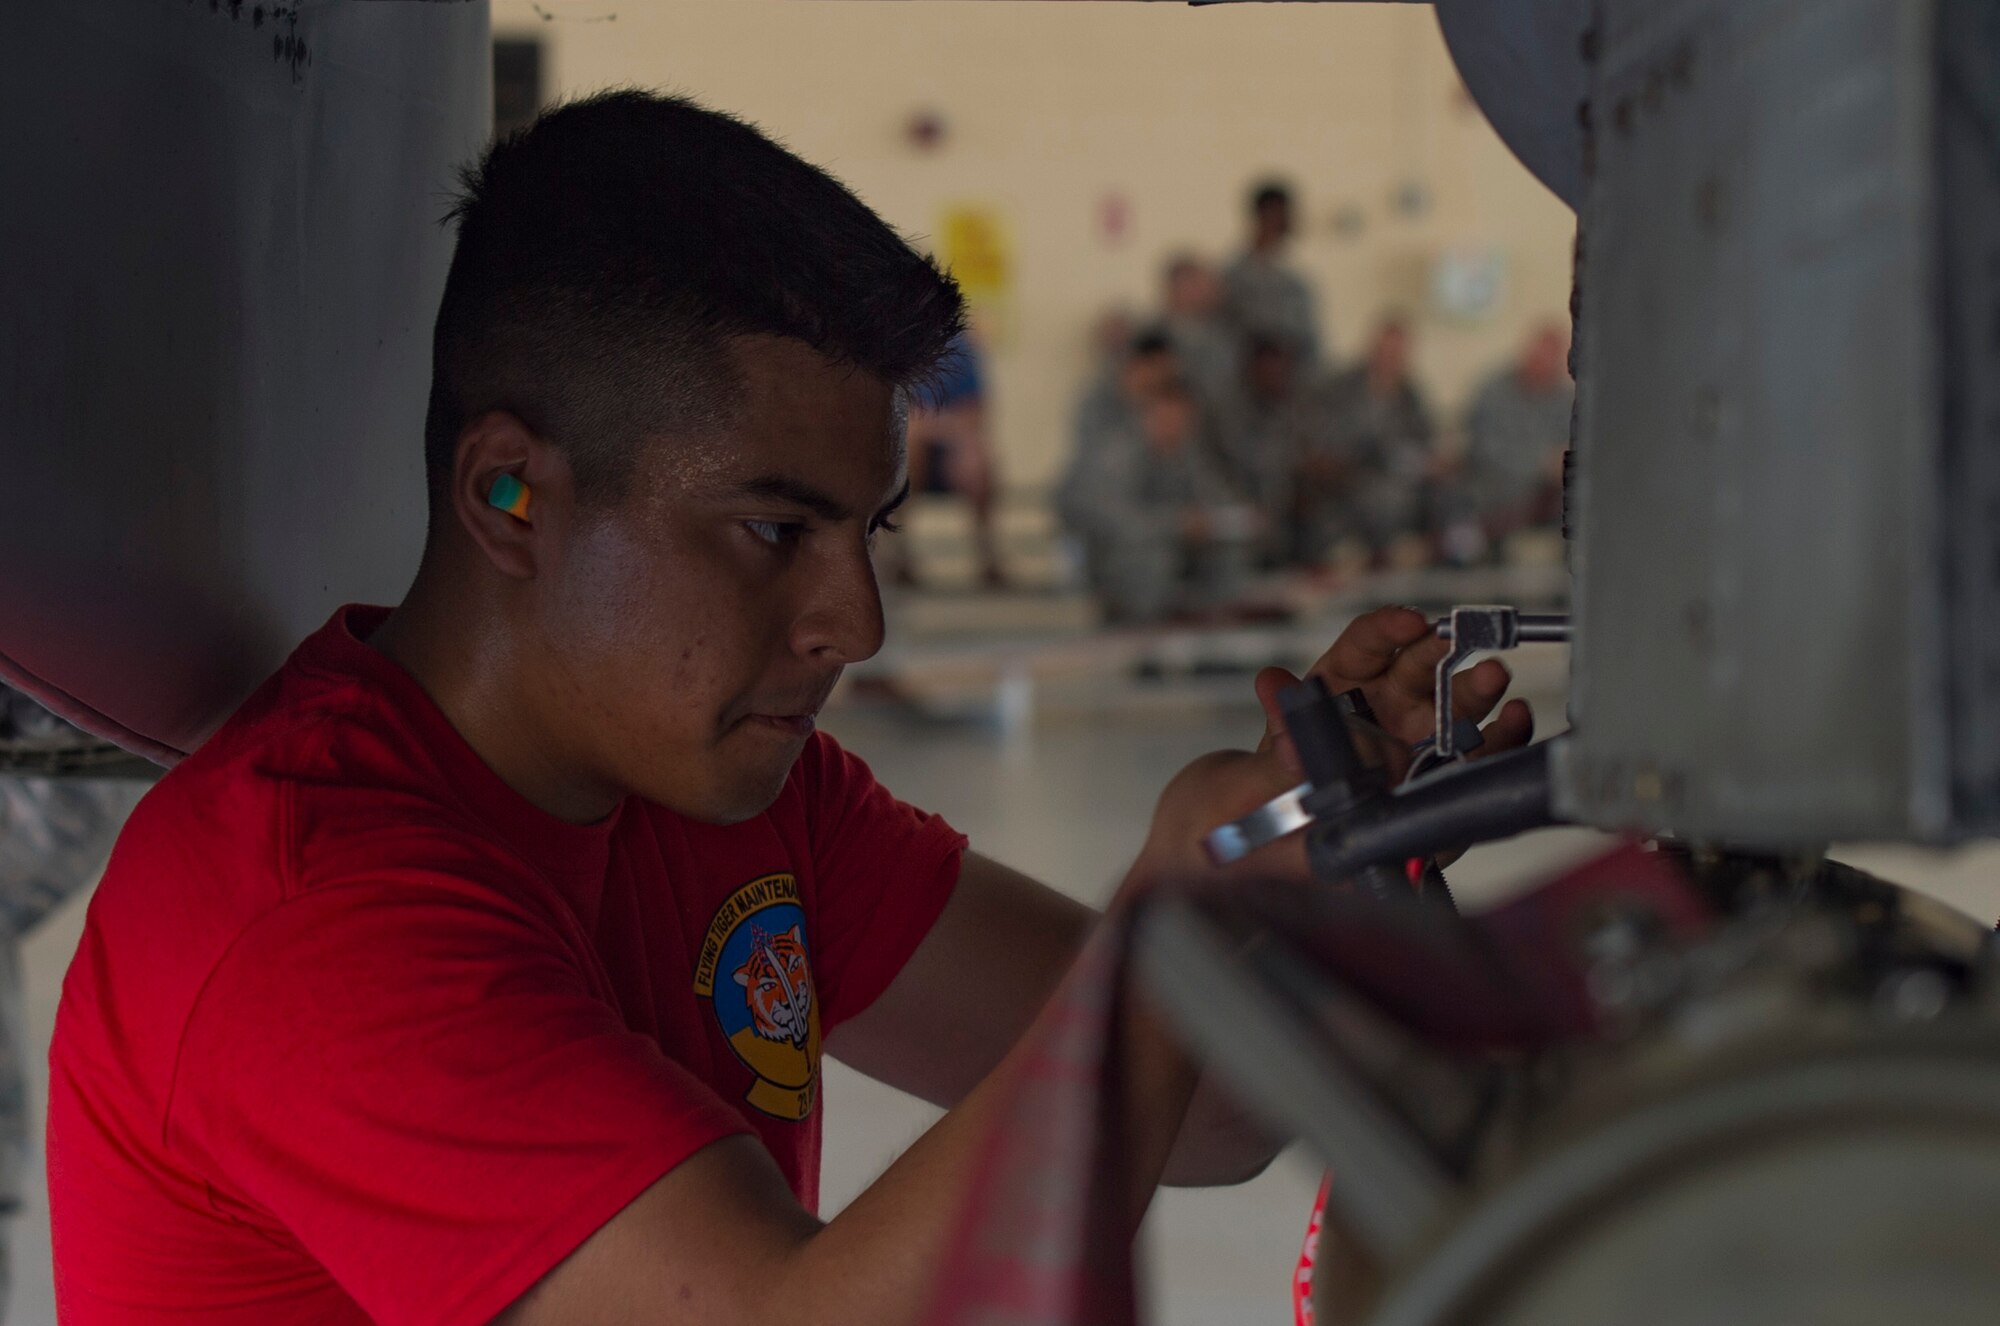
0, 0, 489, 763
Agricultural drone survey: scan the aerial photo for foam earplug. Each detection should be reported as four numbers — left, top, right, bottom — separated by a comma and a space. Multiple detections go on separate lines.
487, 473, 531, 519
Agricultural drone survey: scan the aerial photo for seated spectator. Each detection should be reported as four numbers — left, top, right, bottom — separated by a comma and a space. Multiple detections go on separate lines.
1294, 315, 1438, 564
1071, 307, 1147, 449
1221, 179, 1322, 370
1445, 320, 1574, 558
896, 329, 1005, 588
1212, 331, 1311, 540
1060, 327, 1177, 602
1159, 253, 1238, 416
1057, 366, 1256, 623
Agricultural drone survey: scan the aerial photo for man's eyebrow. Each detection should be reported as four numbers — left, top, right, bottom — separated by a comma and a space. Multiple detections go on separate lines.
729, 476, 851, 522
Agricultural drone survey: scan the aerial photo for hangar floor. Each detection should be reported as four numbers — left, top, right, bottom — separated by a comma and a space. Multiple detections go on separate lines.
8, 667, 1999, 1324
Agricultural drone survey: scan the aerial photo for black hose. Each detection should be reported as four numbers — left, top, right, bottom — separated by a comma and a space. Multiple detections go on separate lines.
1307, 741, 1559, 886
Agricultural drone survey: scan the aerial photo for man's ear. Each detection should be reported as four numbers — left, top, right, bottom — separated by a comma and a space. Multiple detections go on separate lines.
449, 410, 573, 581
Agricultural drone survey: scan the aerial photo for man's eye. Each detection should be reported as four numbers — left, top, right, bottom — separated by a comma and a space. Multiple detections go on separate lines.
745, 520, 805, 547
868, 515, 902, 537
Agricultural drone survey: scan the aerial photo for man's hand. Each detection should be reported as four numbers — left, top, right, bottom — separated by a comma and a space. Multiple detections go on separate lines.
1254, 605, 1533, 785
1124, 746, 1311, 897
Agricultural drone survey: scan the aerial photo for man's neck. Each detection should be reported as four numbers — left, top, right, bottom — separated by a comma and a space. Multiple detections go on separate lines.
370, 572, 623, 825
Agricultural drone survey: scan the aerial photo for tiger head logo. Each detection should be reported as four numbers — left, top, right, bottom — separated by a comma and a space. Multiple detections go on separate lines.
733, 922, 813, 1050
697, 875, 821, 1121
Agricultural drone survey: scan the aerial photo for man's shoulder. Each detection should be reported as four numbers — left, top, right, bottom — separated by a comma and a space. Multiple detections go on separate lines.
104, 653, 498, 927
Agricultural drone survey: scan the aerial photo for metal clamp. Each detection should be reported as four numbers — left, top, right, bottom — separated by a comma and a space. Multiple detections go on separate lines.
1430, 607, 1570, 764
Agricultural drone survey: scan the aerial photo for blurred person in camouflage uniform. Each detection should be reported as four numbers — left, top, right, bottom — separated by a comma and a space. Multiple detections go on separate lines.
1294, 315, 1439, 564
0, 686, 144, 1319
1211, 332, 1314, 552
1157, 253, 1239, 420
1221, 180, 1323, 370
1056, 374, 1258, 622
1453, 320, 1574, 549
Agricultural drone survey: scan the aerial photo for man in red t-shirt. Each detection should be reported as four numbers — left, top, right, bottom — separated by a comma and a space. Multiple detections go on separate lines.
47, 92, 1529, 1325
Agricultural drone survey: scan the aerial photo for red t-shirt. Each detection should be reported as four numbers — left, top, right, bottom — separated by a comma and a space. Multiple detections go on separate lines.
48, 605, 966, 1325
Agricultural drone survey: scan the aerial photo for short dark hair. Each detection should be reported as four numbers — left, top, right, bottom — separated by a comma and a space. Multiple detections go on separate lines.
1249, 180, 1294, 213
425, 90, 966, 502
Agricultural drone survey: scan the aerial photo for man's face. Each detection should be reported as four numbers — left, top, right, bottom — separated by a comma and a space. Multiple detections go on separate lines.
1371, 325, 1411, 380
1165, 264, 1221, 318
1255, 198, 1293, 246
1120, 349, 1180, 404
535, 336, 903, 824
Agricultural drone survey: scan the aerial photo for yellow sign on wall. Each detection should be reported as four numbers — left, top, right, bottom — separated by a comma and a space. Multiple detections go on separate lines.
938, 204, 1013, 305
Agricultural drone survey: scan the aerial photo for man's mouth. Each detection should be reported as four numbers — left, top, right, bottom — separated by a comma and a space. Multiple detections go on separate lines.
740, 682, 836, 738
746, 712, 817, 737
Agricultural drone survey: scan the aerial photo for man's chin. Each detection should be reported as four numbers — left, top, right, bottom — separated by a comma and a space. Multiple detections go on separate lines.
665, 759, 800, 826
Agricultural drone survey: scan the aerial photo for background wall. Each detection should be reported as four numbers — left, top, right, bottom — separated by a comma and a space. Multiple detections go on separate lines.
494, 0, 1576, 487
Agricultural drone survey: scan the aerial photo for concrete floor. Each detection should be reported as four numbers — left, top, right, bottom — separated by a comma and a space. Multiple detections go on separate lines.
8, 684, 2000, 1323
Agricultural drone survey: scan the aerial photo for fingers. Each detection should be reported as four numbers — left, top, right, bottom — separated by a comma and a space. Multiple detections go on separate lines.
1309, 606, 1432, 688
1378, 649, 1519, 747
1253, 666, 1299, 741
1451, 658, 1513, 722
1375, 635, 1450, 741
1291, 605, 1532, 768
1253, 666, 1308, 779
1472, 697, 1535, 759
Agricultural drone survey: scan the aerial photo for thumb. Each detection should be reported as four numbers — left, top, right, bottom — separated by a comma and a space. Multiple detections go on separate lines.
1254, 666, 1300, 745
1253, 666, 1308, 781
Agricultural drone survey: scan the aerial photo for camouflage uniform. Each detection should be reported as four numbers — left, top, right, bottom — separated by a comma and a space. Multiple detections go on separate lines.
1458, 367, 1574, 525
1055, 414, 1252, 623
1219, 251, 1322, 368
0, 687, 144, 1318
1211, 382, 1310, 533
1295, 365, 1439, 560
1161, 315, 1241, 423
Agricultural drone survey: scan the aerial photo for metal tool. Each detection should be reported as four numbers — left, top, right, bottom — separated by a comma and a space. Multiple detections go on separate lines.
1427, 607, 1570, 766
1207, 608, 1571, 866
1206, 685, 1383, 867
1205, 782, 1313, 864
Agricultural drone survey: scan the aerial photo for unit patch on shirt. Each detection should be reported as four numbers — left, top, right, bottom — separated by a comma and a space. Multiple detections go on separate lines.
694, 872, 822, 1121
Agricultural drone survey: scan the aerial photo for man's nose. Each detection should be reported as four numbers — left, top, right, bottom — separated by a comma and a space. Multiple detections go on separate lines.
791, 542, 885, 666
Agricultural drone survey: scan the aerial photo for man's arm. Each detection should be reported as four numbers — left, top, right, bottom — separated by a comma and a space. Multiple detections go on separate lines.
827, 851, 1277, 1187
827, 606, 1534, 1187
496, 608, 1534, 1323
498, 748, 1295, 1326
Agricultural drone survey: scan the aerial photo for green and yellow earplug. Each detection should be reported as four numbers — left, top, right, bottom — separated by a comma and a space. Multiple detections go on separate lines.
487, 473, 531, 520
